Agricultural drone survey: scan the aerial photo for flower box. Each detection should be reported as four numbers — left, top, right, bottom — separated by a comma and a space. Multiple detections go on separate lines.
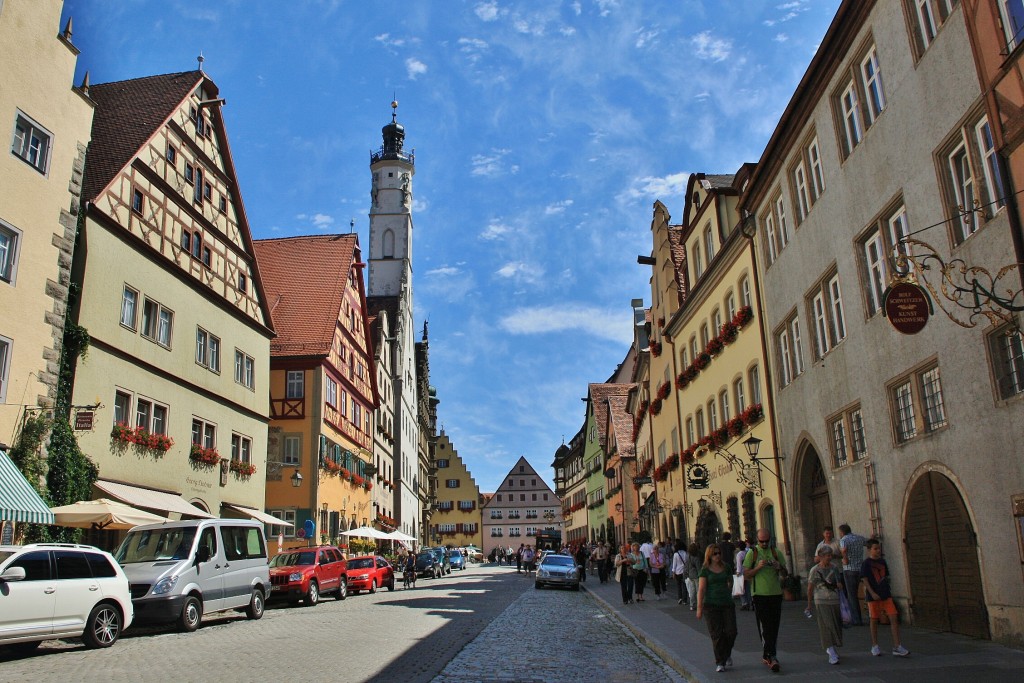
111, 423, 174, 453
230, 460, 257, 476
705, 337, 725, 356
657, 381, 671, 400
733, 305, 754, 328
189, 444, 221, 466
649, 341, 662, 357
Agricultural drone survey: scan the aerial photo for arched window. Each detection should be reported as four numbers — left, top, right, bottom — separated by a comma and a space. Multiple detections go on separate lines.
719, 389, 730, 422
740, 275, 752, 308
383, 229, 395, 258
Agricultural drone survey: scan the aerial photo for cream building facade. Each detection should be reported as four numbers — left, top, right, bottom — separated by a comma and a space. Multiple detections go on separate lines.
0, 0, 93, 447
481, 456, 560, 556
70, 71, 273, 520
430, 430, 482, 550
740, 0, 1023, 645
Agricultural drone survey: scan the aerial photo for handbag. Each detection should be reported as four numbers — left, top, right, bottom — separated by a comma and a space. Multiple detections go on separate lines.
839, 589, 853, 625
732, 572, 745, 597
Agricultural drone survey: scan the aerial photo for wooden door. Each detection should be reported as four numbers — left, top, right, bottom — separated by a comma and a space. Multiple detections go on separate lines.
904, 472, 989, 639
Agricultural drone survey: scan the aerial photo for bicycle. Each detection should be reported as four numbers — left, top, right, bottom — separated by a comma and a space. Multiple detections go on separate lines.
403, 567, 416, 589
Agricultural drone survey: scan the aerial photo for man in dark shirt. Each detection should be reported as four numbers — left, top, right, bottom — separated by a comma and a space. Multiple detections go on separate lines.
718, 532, 736, 573
860, 539, 909, 658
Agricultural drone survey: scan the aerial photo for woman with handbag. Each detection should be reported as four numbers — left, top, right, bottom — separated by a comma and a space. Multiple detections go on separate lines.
671, 541, 689, 605
649, 542, 666, 600
697, 544, 738, 673
614, 544, 634, 604
630, 542, 649, 602
806, 545, 844, 665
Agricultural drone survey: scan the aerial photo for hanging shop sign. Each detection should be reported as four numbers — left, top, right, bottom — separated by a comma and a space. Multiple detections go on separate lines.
632, 476, 652, 486
687, 463, 710, 489
884, 281, 930, 335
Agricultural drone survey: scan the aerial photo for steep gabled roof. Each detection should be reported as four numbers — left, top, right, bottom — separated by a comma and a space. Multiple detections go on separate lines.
607, 391, 636, 458
666, 226, 689, 305
84, 71, 205, 203
254, 234, 358, 357
589, 383, 633, 451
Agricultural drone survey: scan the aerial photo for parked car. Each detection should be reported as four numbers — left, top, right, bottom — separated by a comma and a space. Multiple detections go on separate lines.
345, 555, 395, 593
534, 553, 580, 591
0, 543, 134, 651
449, 549, 466, 570
269, 546, 347, 606
430, 547, 452, 575
463, 545, 483, 562
114, 518, 270, 632
414, 551, 442, 578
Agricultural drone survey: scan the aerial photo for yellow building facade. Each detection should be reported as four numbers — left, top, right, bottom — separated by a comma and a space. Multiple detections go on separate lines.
430, 430, 482, 550
0, 0, 94, 446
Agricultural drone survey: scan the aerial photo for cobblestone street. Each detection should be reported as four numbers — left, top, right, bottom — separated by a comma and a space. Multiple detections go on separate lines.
0, 565, 681, 683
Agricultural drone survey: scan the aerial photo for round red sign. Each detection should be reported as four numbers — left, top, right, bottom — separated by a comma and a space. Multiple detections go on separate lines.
885, 282, 929, 334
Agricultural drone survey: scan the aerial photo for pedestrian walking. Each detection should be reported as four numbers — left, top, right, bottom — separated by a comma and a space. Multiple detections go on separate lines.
593, 541, 610, 583
860, 539, 910, 658
806, 545, 843, 665
575, 544, 588, 583
649, 541, 666, 599
696, 544, 737, 673
670, 541, 689, 605
516, 544, 524, 573
838, 523, 866, 626
630, 542, 649, 602
743, 528, 787, 673
718, 532, 736, 574
685, 541, 702, 611
614, 543, 634, 604
734, 540, 751, 610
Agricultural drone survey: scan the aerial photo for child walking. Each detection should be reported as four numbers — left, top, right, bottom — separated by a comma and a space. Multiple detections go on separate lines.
806, 545, 843, 664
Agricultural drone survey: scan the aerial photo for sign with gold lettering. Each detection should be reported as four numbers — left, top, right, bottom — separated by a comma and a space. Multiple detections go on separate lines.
884, 282, 929, 335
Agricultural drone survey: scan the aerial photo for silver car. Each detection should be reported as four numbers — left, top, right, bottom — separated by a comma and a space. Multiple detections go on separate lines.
534, 553, 580, 591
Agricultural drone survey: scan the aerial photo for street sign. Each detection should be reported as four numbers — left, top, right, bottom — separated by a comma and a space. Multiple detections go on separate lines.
74, 411, 94, 431
632, 476, 652, 485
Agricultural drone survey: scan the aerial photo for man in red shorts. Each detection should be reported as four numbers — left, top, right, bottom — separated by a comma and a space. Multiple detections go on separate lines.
860, 538, 909, 657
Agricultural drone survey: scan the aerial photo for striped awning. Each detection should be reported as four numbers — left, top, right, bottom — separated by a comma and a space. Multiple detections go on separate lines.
0, 450, 55, 524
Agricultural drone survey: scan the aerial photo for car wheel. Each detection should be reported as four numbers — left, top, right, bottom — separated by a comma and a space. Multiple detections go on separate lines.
369, 578, 377, 594
305, 581, 319, 607
245, 588, 265, 620
336, 578, 347, 600
82, 602, 122, 649
387, 577, 395, 591
178, 595, 202, 632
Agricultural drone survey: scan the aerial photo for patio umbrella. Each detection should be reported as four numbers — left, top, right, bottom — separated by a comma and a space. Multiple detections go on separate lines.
340, 525, 390, 539
49, 498, 169, 530
383, 530, 417, 542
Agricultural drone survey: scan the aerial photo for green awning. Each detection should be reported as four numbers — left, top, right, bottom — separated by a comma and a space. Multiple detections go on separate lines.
0, 450, 54, 524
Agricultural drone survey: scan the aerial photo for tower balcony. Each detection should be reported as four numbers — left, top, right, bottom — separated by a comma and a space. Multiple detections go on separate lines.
371, 147, 415, 166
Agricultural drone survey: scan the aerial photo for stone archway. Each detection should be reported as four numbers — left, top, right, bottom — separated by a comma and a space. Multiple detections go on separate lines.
795, 443, 832, 567
904, 471, 989, 639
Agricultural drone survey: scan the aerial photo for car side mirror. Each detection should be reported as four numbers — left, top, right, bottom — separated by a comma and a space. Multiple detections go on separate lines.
196, 545, 211, 563
0, 566, 26, 582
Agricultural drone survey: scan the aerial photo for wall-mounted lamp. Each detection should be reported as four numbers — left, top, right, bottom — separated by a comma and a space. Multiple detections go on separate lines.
290, 469, 303, 488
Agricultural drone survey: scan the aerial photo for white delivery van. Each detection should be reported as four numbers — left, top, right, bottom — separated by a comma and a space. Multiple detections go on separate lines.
113, 518, 270, 632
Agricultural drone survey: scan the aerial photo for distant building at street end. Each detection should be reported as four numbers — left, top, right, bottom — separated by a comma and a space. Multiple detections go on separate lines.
481, 456, 561, 556
429, 430, 482, 550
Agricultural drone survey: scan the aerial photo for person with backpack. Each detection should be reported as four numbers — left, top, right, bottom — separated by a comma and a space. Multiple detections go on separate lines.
630, 542, 649, 602
743, 529, 788, 673
670, 540, 689, 605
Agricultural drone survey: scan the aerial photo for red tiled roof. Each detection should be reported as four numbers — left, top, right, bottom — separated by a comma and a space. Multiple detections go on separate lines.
253, 234, 358, 357
589, 383, 633, 451
83, 71, 205, 202
607, 392, 636, 458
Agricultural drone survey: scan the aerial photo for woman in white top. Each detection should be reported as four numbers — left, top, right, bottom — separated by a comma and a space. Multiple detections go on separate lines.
670, 541, 689, 605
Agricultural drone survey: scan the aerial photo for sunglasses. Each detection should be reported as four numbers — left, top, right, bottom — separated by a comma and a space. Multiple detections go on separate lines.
711, 551, 721, 555
758, 540, 771, 545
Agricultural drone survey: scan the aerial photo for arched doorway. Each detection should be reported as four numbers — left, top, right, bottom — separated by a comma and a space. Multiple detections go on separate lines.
695, 506, 722, 554
904, 471, 989, 639
797, 445, 832, 564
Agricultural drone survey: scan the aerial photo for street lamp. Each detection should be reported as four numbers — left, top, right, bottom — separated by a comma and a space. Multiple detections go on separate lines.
290, 468, 303, 488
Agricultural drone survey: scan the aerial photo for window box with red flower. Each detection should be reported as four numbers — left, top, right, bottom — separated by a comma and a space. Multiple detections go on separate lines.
649, 340, 662, 357
340, 467, 351, 481
111, 423, 174, 454
727, 416, 745, 437
676, 372, 690, 390
681, 447, 697, 464
649, 398, 662, 416
694, 352, 712, 370
322, 459, 342, 475
667, 452, 680, 470
733, 305, 754, 327
230, 460, 257, 477
189, 444, 221, 467
352, 474, 365, 488
657, 381, 671, 400
705, 336, 725, 356
719, 320, 739, 343
740, 403, 764, 424
654, 463, 668, 481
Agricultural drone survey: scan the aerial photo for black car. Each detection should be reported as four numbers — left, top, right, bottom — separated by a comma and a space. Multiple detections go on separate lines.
414, 551, 442, 578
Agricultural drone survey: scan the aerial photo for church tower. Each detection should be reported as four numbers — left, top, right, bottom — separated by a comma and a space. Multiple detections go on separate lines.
367, 101, 421, 540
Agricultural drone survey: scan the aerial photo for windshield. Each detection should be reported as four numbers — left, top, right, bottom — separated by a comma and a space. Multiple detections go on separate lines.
450, 550, 462, 558
416, 553, 433, 561
348, 558, 374, 569
270, 551, 315, 567
115, 528, 196, 563
541, 555, 575, 567
0, 550, 15, 565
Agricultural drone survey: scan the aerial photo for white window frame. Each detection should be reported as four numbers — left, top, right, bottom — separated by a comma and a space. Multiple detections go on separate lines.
120, 286, 138, 330
11, 111, 52, 174
231, 433, 253, 464
808, 136, 825, 200
793, 160, 811, 222
975, 118, 1005, 212
234, 350, 255, 390
0, 335, 11, 404
840, 80, 863, 155
286, 370, 304, 399
283, 435, 301, 465
989, 322, 1024, 400
141, 297, 173, 348
0, 221, 20, 284
860, 46, 886, 124
889, 362, 947, 443
999, 0, 1024, 53
325, 375, 338, 408
703, 223, 715, 264
733, 377, 745, 413
195, 327, 220, 372
808, 271, 846, 360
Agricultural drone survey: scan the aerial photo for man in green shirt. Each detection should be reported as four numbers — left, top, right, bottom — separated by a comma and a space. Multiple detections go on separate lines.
743, 528, 787, 673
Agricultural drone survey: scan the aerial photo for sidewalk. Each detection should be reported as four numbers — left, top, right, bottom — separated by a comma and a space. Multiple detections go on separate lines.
580, 575, 1024, 681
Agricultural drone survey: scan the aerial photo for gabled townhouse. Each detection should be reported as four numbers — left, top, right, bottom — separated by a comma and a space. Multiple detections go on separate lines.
70, 70, 274, 529
653, 171, 783, 555
738, 0, 1023, 643
603, 382, 638, 548
367, 307, 398, 534
0, 0, 93, 540
415, 322, 439, 546
430, 430, 482, 550
481, 456, 560, 556
254, 234, 379, 554
552, 426, 587, 545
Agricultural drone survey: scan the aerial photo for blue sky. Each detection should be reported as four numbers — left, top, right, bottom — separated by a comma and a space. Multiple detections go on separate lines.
61, 0, 840, 493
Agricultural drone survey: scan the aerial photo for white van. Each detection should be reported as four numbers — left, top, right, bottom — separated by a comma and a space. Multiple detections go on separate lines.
113, 518, 270, 632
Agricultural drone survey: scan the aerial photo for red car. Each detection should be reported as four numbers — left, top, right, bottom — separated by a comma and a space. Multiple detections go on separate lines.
345, 555, 395, 594
269, 546, 348, 606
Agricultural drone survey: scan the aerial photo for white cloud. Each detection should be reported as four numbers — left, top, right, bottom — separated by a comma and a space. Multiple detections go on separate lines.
474, 1, 499, 21
571, 1, 582, 16
774, 33, 789, 42
295, 212, 335, 229
495, 261, 543, 283
691, 31, 731, 62
470, 148, 515, 177
374, 33, 404, 47
559, 26, 576, 36
459, 37, 488, 51
634, 28, 659, 49
544, 199, 574, 215
427, 266, 461, 276
480, 220, 511, 240
499, 304, 630, 344
617, 172, 689, 204
405, 57, 428, 79
595, 0, 619, 17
